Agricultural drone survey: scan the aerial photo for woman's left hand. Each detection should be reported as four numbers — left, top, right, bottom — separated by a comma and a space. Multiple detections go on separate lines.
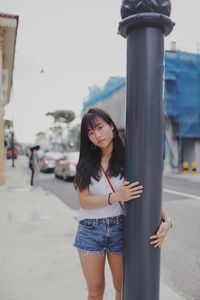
149, 222, 171, 248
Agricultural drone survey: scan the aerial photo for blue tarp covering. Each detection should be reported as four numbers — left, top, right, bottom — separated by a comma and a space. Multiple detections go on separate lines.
84, 51, 200, 138
164, 51, 200, 138
83, 77, 125, 109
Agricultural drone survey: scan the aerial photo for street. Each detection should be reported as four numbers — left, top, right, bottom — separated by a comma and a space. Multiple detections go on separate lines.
34, 166, 200, 300
1, 2, 200, 300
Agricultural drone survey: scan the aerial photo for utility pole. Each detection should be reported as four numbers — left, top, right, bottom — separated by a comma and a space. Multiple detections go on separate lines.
118, 1, 174, 299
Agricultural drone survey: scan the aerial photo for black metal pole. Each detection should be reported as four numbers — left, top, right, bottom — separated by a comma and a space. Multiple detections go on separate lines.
11, 131, 15, 168
118, 1, 174, 299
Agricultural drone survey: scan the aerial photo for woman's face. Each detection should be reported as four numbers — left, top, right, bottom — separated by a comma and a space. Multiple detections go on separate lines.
87, 117, 114, 149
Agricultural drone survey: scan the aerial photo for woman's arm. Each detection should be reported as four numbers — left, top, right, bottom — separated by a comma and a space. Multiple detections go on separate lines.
149, 202, 173, 248
78, 181, 143, 209
161, 204, 168, 219
78, 188, 112, 209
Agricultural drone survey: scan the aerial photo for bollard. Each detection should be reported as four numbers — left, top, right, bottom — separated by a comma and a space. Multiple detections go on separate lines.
192, 162, 197, 175
182, 162, 189, 174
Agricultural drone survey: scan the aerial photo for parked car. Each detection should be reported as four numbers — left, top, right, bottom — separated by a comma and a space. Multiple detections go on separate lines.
54, 151, 79, 180
38, 151, 63, 173
6, 146, 18, 159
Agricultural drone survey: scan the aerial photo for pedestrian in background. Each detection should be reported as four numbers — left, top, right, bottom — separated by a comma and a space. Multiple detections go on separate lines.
73, 108, 173, 300
29, 145, 40, 187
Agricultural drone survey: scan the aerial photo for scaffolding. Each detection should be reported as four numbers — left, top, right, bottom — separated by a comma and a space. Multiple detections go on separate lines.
164, 51, 200, 170
164, 50, 200, 138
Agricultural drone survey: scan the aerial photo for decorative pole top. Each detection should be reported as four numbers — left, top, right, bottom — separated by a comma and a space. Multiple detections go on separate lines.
121, 0, 171, 19
119, 0, 174, 37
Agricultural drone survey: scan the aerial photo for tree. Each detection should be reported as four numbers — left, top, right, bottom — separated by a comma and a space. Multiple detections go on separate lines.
4, 119, 13, 130
36, 131, 45, 136
46, 110, 75, 125
70, 124, 80, 149
46, 110, 76, 148
4, 120, 13, 148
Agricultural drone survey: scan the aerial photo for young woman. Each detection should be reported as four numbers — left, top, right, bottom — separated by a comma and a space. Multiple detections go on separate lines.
29, 145, 40, 186
74, 108, 172, 300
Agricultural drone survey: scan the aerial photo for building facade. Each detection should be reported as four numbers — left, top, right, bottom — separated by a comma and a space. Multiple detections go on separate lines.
0, 13, 18, 184
83, 77, 126, 130
83, 51, 200, 173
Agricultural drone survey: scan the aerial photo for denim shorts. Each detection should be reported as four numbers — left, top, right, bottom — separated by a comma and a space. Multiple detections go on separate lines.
74, 215, 124, 254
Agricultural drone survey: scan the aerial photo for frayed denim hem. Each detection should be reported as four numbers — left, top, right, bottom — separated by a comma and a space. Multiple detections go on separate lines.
74, 245, 123, 255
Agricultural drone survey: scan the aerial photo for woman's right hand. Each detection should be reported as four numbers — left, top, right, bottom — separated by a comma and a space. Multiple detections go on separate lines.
119, 181, 143, 202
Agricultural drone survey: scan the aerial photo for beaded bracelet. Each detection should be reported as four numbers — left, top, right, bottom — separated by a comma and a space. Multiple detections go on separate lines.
108, 193, 112, 205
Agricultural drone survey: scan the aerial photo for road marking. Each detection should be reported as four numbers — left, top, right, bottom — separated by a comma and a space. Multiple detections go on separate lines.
163, 188, 200, 200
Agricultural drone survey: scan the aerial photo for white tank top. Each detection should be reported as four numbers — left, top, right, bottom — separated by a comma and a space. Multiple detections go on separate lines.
78, 174, 124, 221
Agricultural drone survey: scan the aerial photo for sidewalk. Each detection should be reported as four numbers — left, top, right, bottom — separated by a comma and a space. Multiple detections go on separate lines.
0, 157, 186, 300
163, 170, 200, 183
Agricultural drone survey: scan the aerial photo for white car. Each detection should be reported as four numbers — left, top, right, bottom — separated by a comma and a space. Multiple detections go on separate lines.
39, 152, 64, 173
54, 151, 79, 180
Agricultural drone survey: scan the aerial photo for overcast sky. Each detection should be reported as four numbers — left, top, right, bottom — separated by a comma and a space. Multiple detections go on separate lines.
1, 0, 199, 143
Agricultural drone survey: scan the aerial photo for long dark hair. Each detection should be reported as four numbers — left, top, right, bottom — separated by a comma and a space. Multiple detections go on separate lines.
74, 108, 125, 191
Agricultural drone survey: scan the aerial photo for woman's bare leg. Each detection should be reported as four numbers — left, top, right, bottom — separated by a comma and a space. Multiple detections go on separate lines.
78, 251, 106, 300
107, 253, 123, 300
